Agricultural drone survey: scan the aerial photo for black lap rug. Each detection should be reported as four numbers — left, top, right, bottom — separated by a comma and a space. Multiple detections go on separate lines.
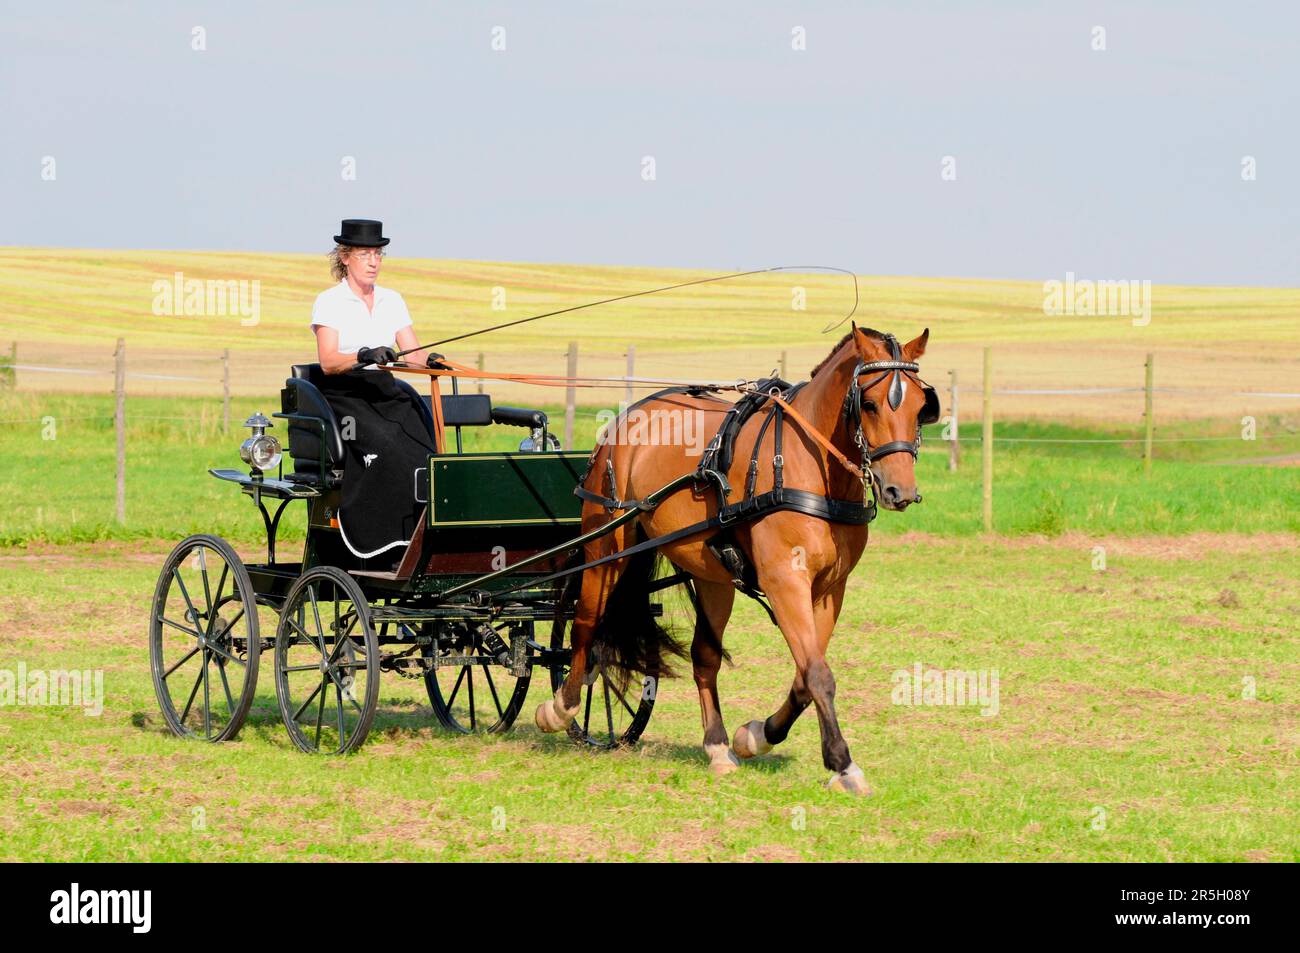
314, 369, 435, 560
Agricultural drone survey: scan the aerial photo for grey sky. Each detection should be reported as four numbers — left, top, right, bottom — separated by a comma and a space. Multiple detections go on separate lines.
2, 1, 1296, 285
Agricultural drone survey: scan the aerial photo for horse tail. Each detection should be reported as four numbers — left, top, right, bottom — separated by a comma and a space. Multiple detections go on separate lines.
591, 528, 688, 687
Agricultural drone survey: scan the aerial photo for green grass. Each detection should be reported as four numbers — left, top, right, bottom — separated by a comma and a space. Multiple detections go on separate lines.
0, 391, 1296, 546
0, 537, 1295, 861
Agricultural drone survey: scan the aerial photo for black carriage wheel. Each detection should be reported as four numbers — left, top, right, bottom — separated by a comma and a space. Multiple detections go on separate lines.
422, 622, 533, 734
274, 566, 380, 754
149, 534, 260, 742
549, 622, 658, 750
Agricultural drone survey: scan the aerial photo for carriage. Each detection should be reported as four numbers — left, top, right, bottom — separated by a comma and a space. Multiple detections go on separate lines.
147, 363, 658, 754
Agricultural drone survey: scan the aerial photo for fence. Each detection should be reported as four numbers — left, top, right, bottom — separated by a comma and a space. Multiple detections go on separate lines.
1, 338, 1297, 530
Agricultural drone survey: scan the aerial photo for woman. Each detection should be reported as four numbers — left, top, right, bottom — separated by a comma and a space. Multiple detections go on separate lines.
307, 219, 441, 562
310, 218, 437, 373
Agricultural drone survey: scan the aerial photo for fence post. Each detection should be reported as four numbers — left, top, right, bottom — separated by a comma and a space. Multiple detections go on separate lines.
1143, 352, 1154, 475
564, 341, 578, 450
779, 350, 787, 380
476, 352, 484, 395
0, 341, 15, 389
114, 338, 126, 525
625, 345, 635, 408
221, 349, 230, 434
982, 347, 992, 534
948, 369, 960, 471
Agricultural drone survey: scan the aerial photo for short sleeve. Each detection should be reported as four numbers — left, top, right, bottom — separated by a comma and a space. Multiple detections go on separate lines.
310, 292, 339, 331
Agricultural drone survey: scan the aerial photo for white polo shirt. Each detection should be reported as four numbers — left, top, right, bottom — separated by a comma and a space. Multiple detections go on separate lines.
309, 280, 413, 354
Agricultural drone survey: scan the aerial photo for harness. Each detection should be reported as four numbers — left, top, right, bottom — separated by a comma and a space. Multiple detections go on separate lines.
489, 338, 937, 607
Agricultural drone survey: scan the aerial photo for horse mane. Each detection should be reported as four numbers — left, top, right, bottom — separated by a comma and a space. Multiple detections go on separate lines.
810, 327, 885, 378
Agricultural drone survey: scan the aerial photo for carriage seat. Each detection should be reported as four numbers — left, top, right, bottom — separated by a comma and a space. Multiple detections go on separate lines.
279, 364, 554, 488
279, 365, 348, 487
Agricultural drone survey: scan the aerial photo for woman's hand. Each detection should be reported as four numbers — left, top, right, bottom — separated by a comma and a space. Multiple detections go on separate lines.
356, 346, 397, 366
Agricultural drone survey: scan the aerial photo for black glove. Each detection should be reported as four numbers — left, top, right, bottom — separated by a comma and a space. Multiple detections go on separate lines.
356, 346, 396, 366
425, 351, 448, 370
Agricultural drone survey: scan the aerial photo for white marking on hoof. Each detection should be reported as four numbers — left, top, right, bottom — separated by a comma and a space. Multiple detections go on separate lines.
706, 743, 740, 776
732, 720, 773, 759
827, 762, 871, 796
534, 690, 579, 733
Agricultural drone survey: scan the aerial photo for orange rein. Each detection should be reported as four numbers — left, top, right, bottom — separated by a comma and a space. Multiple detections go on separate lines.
386, 359, 868, 484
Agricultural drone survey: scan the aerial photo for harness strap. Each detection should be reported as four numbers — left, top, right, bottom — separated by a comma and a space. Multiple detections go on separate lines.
765, 391, 867, 483
497, 487, 874, 598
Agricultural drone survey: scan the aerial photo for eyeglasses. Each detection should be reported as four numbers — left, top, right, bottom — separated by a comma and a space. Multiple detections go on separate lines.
348, 249, 385, 262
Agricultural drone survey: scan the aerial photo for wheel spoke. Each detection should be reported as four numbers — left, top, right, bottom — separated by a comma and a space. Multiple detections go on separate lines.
467, 666, 476, 731
197, 546, 214, 623
446, 665, 468, 710
162, 645, 200, 680
611, 679, 637, 720
210, 561, 230, 626
292, 677, 326, 722
204, 640, 246, 668
221, 604, 245, 632
602, 669, 615, 746
481, 659, 505, 720
217, 658, 236, 715
335, 680, 346, 750
179, 663, 204, 723
314, 676, 327, 748
172, 566, 203, 631
582, 679, 594, 734
308, 585, 329, 662
201, 648, 212, 739
158, 614, 204, 641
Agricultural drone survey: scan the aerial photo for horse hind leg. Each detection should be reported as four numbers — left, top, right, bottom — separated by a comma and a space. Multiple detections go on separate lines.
535, 555, 624, 733
687, 577, 738, 776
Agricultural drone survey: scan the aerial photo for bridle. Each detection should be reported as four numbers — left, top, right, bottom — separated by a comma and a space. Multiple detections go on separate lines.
842, 333, 938, 494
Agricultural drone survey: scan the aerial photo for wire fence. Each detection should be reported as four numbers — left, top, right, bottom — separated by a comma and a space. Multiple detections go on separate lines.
1, 339, 1297, 530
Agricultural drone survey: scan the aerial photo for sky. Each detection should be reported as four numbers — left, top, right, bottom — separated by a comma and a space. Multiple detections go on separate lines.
2, 1, 1296, 285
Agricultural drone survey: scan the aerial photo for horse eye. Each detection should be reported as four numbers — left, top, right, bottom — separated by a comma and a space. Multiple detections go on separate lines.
862, 398, 878, 414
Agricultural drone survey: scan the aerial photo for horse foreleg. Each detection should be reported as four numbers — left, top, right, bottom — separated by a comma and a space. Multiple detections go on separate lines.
733, 670, 809, 759
687, 577, 737, 775
754, 576, 868, 795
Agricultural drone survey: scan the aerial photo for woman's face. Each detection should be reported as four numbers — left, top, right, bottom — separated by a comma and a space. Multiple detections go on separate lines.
346, 247, 383, 284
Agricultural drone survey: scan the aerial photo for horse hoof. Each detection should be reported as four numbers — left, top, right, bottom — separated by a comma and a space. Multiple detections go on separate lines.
827, 763, 871, 796
535, 698, 574, 733
707, 745, 741, 777
732, 720, 772, 759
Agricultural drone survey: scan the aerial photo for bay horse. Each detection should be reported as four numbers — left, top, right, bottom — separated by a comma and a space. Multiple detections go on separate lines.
535, 326, 937, 794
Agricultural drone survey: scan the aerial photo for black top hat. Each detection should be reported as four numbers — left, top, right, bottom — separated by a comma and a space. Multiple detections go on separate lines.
334, 219, 390, 247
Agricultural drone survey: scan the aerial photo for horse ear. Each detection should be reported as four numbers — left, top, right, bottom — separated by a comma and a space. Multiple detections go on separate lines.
850, 322, 869, 357
903, 328, 930, 360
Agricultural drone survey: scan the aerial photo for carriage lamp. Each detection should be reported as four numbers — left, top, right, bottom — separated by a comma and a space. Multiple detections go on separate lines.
239, 411, 282, 474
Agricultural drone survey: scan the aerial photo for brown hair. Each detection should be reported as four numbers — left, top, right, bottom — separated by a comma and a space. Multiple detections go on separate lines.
328, 244, 350, 282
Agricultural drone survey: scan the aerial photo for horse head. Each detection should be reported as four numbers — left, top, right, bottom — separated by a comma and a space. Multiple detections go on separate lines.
842, 325, 938, 511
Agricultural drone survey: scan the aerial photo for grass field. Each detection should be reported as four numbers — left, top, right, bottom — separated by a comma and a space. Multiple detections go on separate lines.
0, 249, 1296, 861
1, 534, 1295, 861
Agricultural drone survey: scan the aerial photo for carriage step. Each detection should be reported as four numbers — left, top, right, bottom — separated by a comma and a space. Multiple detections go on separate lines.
348, 569, 404, 580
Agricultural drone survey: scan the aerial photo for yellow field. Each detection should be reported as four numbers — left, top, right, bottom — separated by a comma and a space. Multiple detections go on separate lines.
1, 247, 1297, 420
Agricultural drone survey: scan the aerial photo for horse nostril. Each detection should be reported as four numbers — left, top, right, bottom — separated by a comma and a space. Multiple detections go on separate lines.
882, 484, 901, 503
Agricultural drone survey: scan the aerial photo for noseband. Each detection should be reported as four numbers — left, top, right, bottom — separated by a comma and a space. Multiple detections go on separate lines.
843, 333, 932, 472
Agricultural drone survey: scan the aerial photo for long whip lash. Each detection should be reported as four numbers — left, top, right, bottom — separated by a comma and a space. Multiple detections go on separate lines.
392, 264, 859, 360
